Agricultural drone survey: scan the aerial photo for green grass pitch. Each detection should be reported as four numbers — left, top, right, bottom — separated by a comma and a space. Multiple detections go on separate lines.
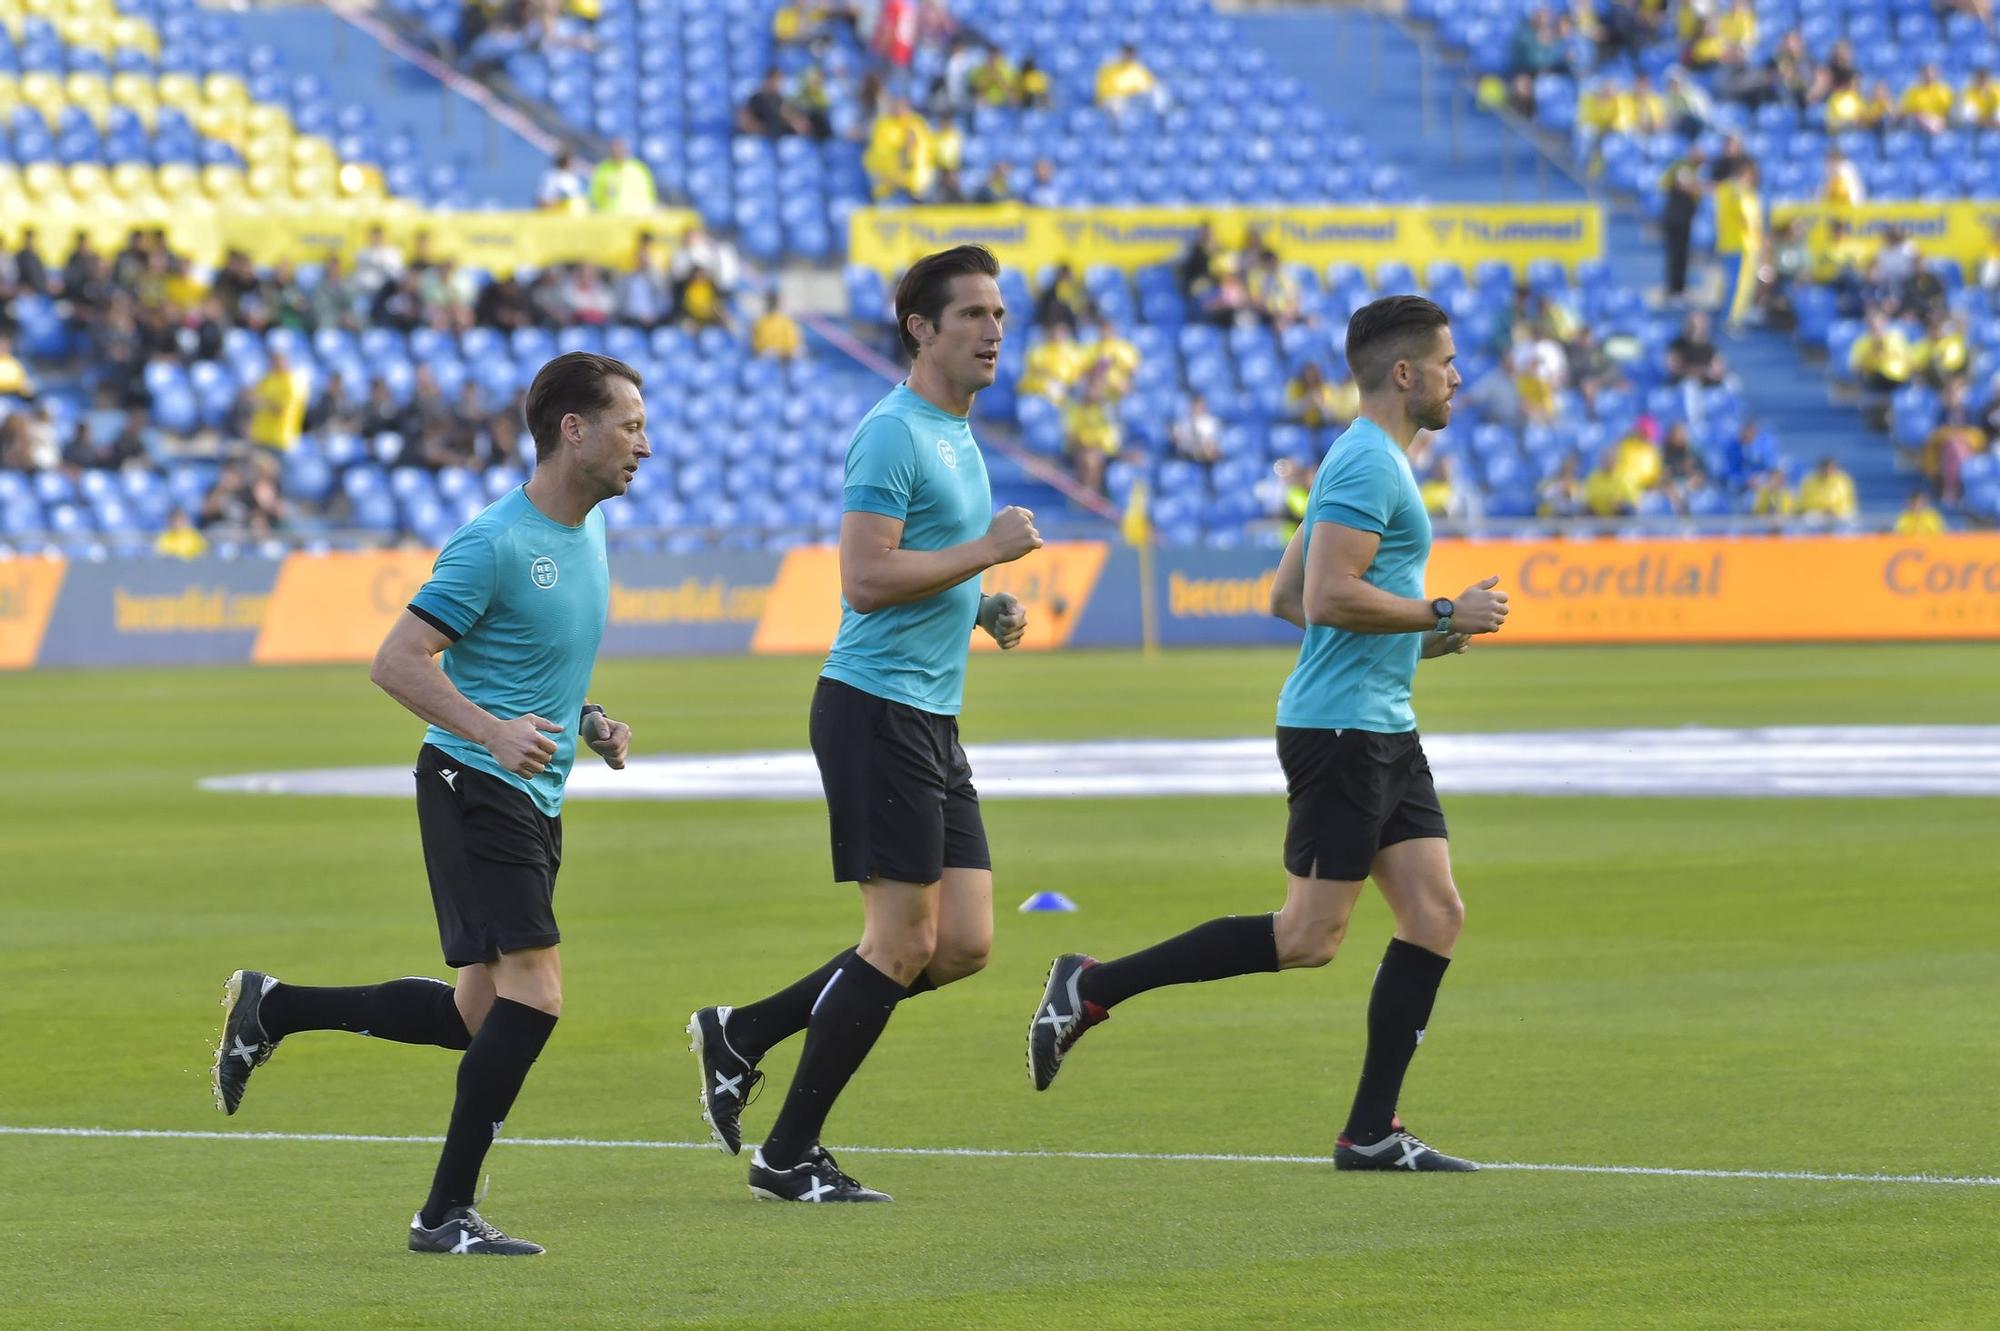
4, 643, 1998, 1328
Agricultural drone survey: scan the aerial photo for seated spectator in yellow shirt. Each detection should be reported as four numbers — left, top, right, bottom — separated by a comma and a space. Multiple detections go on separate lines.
1796, 457, 1858, 521
1285, 363, 1356, 430
1960, 69, 2000, 127
751, 295, 803, 360
1824, 85, 1869, 131
0, 334, 34, 398
1860, 80, 1896, 128
1063, 372, 1122, 493
1812, 219, 1877, 283
1822, 147, 1864, 205
1750, 468, 1796, 517
589, 136, 659, 214
1717, 0, 1757, 53
1612, 419, 1664, 490
1913, 312, 1968, 387
1018, 323, 1091, 402
968, 46, 1018, 106
1848, 310, 1912, 392
1248, 253, 1306, 331
154, 508, 208, 560
1584, 450, 1641, 516
247, 351, 309, 453
863, 97, 936, 200
1627, 74, 1669, 131
1922, 380, 1985, 502
1894, 489, 1946, 535
1095, 44, 1161, 111
1899, 65, 1955, 133
1088, 319, 1141, 399
677, 267, 731, 331
1018, 58, 1051, 109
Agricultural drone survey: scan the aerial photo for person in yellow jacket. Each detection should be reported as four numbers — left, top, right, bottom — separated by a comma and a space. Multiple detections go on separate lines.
247, 351, 309, 453
1720, 161, 1763, 333
1894, 488, 1946, 535
1848, 310, 1912, 392
588, 137, 657, 214
863, 96, 936, 200
1899, 64, 1954, 133
1583, 449, 1640, 516
1960, 69, 2000, 127
154, 507, 209, 560
750, 294, 803, 360
1797, 457, 1857, 521
1088, 318, 1142, 400
1062, 372, 1123, 493
1018, 323, 1091, 402
1750, 468, 1796, 517
1095, 43, 1160, 110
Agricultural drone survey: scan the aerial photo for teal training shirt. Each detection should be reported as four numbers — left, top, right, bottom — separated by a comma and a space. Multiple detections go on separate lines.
822, 383, 992, 715
406, 486, 610, 816
1275, 418, 1432, 734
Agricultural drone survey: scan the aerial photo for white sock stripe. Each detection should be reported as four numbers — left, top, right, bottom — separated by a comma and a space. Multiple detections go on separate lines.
3, 1125, 1994, 1189
810, 968, 844, 1018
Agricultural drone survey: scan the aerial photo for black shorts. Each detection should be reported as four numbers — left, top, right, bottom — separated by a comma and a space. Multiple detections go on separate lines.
1278, 726, 1448, 882
414, 743, 562, 968
810, 676, 991, 885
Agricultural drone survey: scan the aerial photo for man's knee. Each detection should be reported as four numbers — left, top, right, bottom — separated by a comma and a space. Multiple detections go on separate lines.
492, 949, 563, 1017
927, 938, 991, 985
1399, 890, 1464, 952
1274, 905, 1349, 970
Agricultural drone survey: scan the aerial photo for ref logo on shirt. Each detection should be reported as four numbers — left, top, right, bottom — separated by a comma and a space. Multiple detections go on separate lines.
531, 557, 559, 589
936, 437, 958, 469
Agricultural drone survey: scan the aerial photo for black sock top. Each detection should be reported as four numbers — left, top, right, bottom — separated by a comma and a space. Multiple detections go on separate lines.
1382, 938, 1451, 984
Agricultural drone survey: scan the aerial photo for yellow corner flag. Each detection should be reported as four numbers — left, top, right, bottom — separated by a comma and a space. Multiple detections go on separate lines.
1121, 478, 1152, 547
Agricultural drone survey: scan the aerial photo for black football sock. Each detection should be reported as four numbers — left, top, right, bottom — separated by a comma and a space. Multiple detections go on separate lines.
1343, 938, 1452, 1145
726, 950, 849, 1061
903, 972, 937, 999
260, 977, 471, 1050
758, 954, 905, 1170
1076, 914, 1280, 1011
420, 998, 557, 1228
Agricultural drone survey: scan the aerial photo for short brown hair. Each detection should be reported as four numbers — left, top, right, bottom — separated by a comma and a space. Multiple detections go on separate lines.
524, 352, 643, 461
894, 244, 1001, 358
1345, 295, 1450, 392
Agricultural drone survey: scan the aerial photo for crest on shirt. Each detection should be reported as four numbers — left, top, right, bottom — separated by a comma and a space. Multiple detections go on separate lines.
530, 556, 559, 589
936, 437, 958, 469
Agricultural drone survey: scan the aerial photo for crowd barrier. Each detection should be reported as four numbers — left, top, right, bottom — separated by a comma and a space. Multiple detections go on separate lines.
5, 533, 1998, 669
848, 203, 1604, 276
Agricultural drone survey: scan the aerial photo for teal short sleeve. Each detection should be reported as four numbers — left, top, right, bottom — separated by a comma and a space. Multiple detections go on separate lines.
1314, 445, 1398, 535
843, 416, 920, 520
409, 528, 497, 639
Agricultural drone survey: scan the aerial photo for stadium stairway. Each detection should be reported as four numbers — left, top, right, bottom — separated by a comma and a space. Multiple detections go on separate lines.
230, 5, 549, 208
1229, 6, 1588, 205
1722, 328, 1905, 505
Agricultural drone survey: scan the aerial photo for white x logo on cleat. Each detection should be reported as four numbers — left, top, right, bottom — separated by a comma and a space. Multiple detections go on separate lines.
1036, 1005, 1070, 1031
1396, 1139, 1423, 1170
713, 1070, 744, 1100
803, 1176, 834, 1202
451, 1228, 479, 1254
231, 1038, 261, 1065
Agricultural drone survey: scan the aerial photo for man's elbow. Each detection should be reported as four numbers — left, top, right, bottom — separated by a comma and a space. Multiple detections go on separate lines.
843, 580, 882, 615
368, 643, 400, 693
1303, 590, 1351, 630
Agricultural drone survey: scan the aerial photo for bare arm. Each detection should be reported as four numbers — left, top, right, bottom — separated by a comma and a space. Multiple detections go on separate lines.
1302, 522, 1437, 633
1268, 522, 1307, 629
839, 506, 1041, 614
370, 610, 564, 777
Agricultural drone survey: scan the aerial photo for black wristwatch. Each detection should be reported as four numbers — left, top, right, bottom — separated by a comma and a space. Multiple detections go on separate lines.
1430, 597, 1455, 633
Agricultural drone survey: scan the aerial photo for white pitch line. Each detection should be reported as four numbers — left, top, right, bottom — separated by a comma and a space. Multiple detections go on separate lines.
2, 1125, 1994, 1189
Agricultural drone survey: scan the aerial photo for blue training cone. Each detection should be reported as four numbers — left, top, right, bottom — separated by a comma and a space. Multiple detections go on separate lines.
1018, 891, 1079, 913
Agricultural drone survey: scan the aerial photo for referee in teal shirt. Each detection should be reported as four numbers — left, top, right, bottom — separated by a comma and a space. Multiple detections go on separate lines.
211, 352, 648, 1254
1027, 296, 1511, 1174
689, 246, 1042, 1203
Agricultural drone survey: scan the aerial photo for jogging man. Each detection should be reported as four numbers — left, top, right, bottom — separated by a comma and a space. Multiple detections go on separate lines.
212, 351, 648, 1252
688, 244, 1040, 1202
1028, 295, 1507, 1172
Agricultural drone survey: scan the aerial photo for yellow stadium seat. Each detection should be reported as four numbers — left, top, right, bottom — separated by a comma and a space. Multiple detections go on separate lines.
201, 163, 247, 199
156, 72, 198, 112
109, 162, 155, 199
0, 75, 18, 121
245, 163, 287, 198
109, 15, 159, 59
246, 103, 291, 141
202, 74, 249, 108
290, 165, 334, 200
194, 103, 245, 148
66, 162, 111, 199
337, 162, 385, 199
22, 161, 66, 197
155, 162, 201, 200
65, 72, 111, 128
291, 135, 336, 169
59, 15, 112, 53
19, 70, 62, 115
21, 0, 56, 17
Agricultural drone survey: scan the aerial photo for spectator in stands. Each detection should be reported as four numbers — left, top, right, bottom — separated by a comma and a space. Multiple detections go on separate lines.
1019, 322, 1087, 402
421, 260, 478, 333
560, 264, 614, 325
1822, 147, 1864, 207
1681, 15, 1724, 70
770, 0, 824, 46
91, 304, 150, 409
359, 376, 407, 441
370, 272, 426, 335
793, 67, 835, 139
1565, 324, 1626, 412
1176, 223, 1219, 299
1536, 455, 1585, 517
673, 226, 742, 302
864, 96, 938, 201
1584, 447, 1640, 516
473, 270, 536, 331
1169, 392, 1223, 463
1922, 380, 1984, 502
13, 228, 52, 299
197, 458, 284, 535
1869, 228, 1922, 310
154, 507, 207, 560
1197, 254, 1252, 327
1797, 456, 1857, 523
1899, 65, 1956, 135
1025, 157, 1066, 208
241, 349, 307, 456
1420, 455, 1481, 524
969, 45, 1018, 107
752, 294, 805, 360
1612, 416, 1665, 490
1097, 43, 1165, 115
1018, 56, 1051, 109
1063, 370, 1122, 493
590, 137, 658, 214
352, 224, 405, 297
675, 266, 732, 332
1089, 319, 1141, 399
0, 334, 34, 400
1914, 311, 1969, 388
1960, 69, 2000, 129
1668, 310, 1727, 386
1034, 263, 1092, 333
302, 254, 360, 332
1849, 308, 1913, 426
63, 409, 150, 471
1248, 253, 1306, 331
930, 116, 966, 186
933, 168, 970, 203
1895, 489, 1946, 535
616, 240, 671, 331
1660, 145, 1706, 303
1763, 30, 1814, 108
536, 149, 588, 213
426, 383, 489, 471
1808, 39, 1860, 105
1749, 467, 1794, 517
1507, 321, 1567, 424
1758, 219, 1810, 334
974, 161, 1016, 204
1271, 457, 1313, 537
1285, 362, 1358, 430
1508, 9, 1568, 78
740, 68, 813, 138
527, 269, 571, 327
304, 372, 361, 437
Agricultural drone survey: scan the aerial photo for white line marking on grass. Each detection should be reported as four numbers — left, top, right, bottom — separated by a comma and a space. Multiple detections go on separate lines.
4, 1125, 1994, 1189
199, 726, 2000, 802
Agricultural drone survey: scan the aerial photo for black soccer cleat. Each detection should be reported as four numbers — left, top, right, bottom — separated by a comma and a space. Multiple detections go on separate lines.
687, 1005, 763, 1155
408, 1207, 545, 1255
213, 969, 280, 1115
1334, 1126, 1479, 1173
747, 1145, 892, 1203
1028, 953, 1107, 1091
